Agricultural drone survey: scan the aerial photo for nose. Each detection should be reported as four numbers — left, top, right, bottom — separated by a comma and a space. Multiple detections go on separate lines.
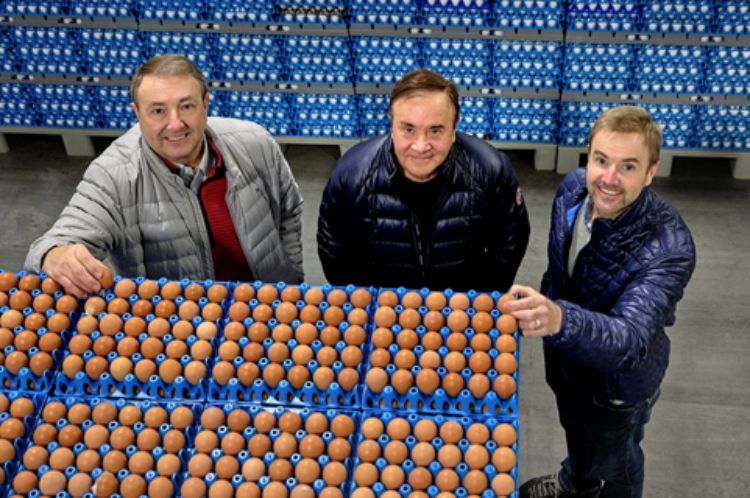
166, 108, 185, 130
411, 133, 432, 153
601, 164, 619, 185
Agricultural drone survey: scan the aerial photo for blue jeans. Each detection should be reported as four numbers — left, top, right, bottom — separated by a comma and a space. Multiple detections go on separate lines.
555, 388, 660, 498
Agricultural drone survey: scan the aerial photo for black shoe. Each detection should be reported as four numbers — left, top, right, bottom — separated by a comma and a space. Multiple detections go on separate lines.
519, 473, 602, 498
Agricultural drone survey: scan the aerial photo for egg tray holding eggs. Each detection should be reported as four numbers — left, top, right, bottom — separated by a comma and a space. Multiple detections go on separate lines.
0, 390, 47, 497
52, 284, 227, 400
0, 305, 78, 393
54, 326, 217, 401
182, 403, 360, 498
350, 410, 519, 498
8, 395, 203, 498
207, 282, 376, 407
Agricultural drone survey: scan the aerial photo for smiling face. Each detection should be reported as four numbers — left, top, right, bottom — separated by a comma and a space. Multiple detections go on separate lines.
586, 129, 659, 220
390, 91, 457, 183
132, 74, 209, 167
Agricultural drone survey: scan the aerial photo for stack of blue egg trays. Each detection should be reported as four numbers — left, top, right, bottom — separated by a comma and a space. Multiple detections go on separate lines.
0, 267, 520, 497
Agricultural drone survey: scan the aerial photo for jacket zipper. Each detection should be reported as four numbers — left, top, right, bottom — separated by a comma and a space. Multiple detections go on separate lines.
412, 214, 426, 280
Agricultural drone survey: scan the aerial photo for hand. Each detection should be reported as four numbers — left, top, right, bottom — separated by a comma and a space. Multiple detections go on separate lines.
42, 243, 107, 298
503, 284, 563, 337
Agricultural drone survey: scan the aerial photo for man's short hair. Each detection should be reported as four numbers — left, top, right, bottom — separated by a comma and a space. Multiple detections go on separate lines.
131, 54, 208, 107
589, 106, 663, 166
389, 69, 460, 125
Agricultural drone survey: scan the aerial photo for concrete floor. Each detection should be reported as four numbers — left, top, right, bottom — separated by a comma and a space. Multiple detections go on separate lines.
1, 132, 749, 496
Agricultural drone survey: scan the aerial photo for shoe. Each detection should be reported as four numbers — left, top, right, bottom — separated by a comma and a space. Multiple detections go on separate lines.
519, 473, 602, 498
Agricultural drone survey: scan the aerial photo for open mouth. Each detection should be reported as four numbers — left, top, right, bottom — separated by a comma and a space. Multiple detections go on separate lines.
163, 133, 189, 143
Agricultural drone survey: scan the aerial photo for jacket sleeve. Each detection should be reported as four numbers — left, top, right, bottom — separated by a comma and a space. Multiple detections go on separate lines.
485, 153, 531, 291
317, 164, 363, 286
24, 158, 127, 272
546, 247, 696, 373
272, 141, 304, 283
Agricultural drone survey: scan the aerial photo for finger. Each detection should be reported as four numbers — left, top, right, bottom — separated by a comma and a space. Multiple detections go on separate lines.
55, 273, 89, 299
73, 245, 105, 282
507, 284, 535, 298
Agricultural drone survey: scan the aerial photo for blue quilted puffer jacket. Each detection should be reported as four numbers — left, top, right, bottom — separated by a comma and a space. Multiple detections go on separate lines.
541, 168, 696, 403
317, 133, 530, 292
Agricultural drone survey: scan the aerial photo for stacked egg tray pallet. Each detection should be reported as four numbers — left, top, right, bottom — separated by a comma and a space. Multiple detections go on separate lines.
0, 268, 521, 498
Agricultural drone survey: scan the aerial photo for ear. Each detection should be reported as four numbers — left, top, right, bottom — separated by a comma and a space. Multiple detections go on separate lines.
645, 160, 660, 186
130, 102, 140, 119
203, 93, 210, 111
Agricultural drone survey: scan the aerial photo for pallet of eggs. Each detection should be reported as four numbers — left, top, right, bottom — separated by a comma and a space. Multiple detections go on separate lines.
8, 397, 200, 498
0, 270, 78, 391
54, 276, 231, 400
181, 404, 358, 498
208, 283, 375, 408
0, 391, 45, 496
362, 288, 519, 418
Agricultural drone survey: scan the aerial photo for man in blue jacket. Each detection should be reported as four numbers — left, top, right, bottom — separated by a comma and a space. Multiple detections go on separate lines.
505, 106, 696, 498
317, 69, 530, 291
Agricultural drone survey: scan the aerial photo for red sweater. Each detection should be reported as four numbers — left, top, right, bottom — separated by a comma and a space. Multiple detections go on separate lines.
161, 141, 253, 281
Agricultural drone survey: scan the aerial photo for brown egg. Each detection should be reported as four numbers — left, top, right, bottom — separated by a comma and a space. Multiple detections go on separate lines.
222, 321, 244, 342
349, 288, 371, 308
275, 302, 298, 324
413, 419, 438, 442
340, 345, 363, 367
38, 331, 63, 352
419, 350, 442, 370
374, 306, 397, 327
299, 305, 321, 324
194, 430, 219, 454
299, 434, 325, 459
248, 433, 272, 457
493, 423, 517, 446
436, 468, 460, 491
368, 327, 391, 349
148, 476, 174, 498
396, 329, 419, 349
354, 462, 378, 486
303, 412, 327, 435
322, 461, 348, 485
83, 296, 106, 316
0, 309, 23, 330
494, 374, 516, 399
273, 432, 297, 458
23, 312, 45, 331
32, 293, 55, 313
377, 290, 399, 307
447, 310, 470, 332
68, 471, 93, 498
159, 358, 183, 383
384, 440, 408, 464
446, 332, 468, 351
137, 280, 159, 300
114, 278, 137, 298
120, 474, 147, 498
233, 283, 255, 302
92, 401, 117, 425
227, 408, 252, 433
76, 449, 101, 473
170, 406, 194, 429
84, 424, 110, 449
409, 467, 433, 491
357, 439, 381, 462
157, 453, 182, 475
107, 297, 130, 316
0, 439, 15, 464
318, 326, 339, 347
422, 331, 444, 352
202, 302, 223, 322
0, 417, 25, 440
495, 352, 518, 374
99, 313, 123, 336
493, 473, 516, 496
181, 477, 207, 498
23, 446, 48, 470
465, 444, 490, 470
58, 424, 83, 448
33, 423, 57, 445
345, 325, 367, 346
9, 396, 34, 418
425, 292, 447, 310
337, 367, 359, 390
416, 368, 440, 394
200, 406, 225, 430
471, 311, 494, 334
410, 442, 435, 466
471, 332, 492, 352
448, 293, 470, 310
295, 458, 320, 484
133, 359, 156, 382
242, 457, 266, 481
422, 311, 445, 330
128, 450, 155, 474
137, 427, 161, 451
13, 469, 39, 494
440, 421, 463, 444
466, 423, 490, 445
169, 320, 191, 341
237, 361, 260, 386
390, 369, 413, 395
387, 418, 411, 440
469, 374, 490, 398
496, 314, 518, 335
398, 308, 421, 330
109, 426, 134, 450
279, 285, 301, 303
463, 469, 488, 494
55, 294, 78, 314
147, 317, 171, 338
0, 328, 12, 349
109, 357, 133, 381
269, 457, 293, 481
381, 464, 405, 489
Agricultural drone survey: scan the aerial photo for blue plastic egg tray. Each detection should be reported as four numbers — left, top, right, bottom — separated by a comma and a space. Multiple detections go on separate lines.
182, 403, 359, 497
351, 409, 519, 498
362, 288, 520, 417
53, 277, 229, 400
0, 271, 77, 392
0, 390, 46, 497
8, 396, 201, 498
208, 283, 374, 408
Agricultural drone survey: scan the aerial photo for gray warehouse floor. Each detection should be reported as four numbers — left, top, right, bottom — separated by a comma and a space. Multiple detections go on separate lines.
1, 133, 749, 497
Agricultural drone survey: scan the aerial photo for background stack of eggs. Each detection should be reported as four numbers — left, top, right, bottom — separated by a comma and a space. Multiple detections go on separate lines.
0, 268, 520, 497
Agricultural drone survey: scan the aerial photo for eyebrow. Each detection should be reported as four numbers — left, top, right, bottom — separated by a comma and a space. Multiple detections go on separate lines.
592, 149, 641, 164
145, 96, 197, 108
398, 121, 446, 130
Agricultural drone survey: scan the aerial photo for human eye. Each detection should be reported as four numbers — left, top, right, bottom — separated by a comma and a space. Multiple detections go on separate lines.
621, 162, 637, 173
149, 107, 165, 117
430, 127, 444, 136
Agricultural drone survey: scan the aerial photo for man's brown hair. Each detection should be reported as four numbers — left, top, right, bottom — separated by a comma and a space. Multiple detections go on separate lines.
131, 54, 208, 107
389, 69, 460, 125
589, 106, 663, 166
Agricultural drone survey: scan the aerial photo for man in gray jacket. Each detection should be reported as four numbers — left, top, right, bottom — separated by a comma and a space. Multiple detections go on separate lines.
25, 54, 303, 296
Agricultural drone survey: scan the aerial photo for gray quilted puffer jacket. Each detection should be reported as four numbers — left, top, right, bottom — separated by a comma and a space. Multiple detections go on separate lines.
25, 117, 304, 283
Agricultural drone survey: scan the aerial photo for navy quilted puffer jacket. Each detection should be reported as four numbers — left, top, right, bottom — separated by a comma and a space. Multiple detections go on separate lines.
541, 168, 696, 403
317, 133, 530, 292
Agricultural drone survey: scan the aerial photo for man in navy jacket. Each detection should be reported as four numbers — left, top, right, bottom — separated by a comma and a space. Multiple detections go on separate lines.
505, 106, 696, 498
317, 69, 530, 291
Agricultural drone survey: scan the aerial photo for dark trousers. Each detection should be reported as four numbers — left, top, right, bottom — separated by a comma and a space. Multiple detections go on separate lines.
555, 387, 660, 498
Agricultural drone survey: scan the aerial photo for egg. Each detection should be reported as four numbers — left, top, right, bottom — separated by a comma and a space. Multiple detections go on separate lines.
92, 401, 117, 424
493, 374, 517, 399
493, 423, 517, 446
396, 328, 419, 349
337, 368, 359, 390
496, 314, 518, 334
38, 331, 62, 352
13, 470, 39, 494
56, 294, 78, 314
83, 424, 109, 449
164, 429, 186, 453
76, 449, 101, 473
495, 352, 518, 374
436, 446, 463, 470
0, 418, 25, 439
1, 309, 23, 329
137, 427, 161, 451
344, 324, 367, 345
419, 350, 442, 370
394, 349, 416, 369
399, 308, 422, 329
148, 476, 174, 498
387, 418, 411, 440
68, 472, 93, 498
377, 290, 399, 307
463, 469, 488, 494
94, 471, 119, 497
322, 461, 348, 486
109, 426, 135, 450
384, 440, 408, 464
295, 458, 320, 484
9, 396, 34, 418
84, 296, 106, 316
32, 293, 54, 313
202, 302, 223, 321
299, 304, 321, 323
194, 430, 219, 453
354, 462, 378, 486
390, 369, 413, 395
109, 357, 133, 381
350, 288, 371, 308
471, 311, 494, 333
440, 421, 463, 443
413, 419, 438, 441
248, 433, 272, 457
416, 368, 440, 394
22, 445, 48, 470
493, 473, 516, 496
128, 450, 155, 474
304, 412, 328, 434
410, 441, 435, 466
436, 468, 460, 491
107, 297, 130, 315
180, 477, 207, 498
0, 439, 15, 464
466, 423, 490, 444
465, 444, 490, 469
98, 267, 115, 290
269, 457, 293, 481
409, 467, 433, 491
374, 306, 397, 327
157, 454, 182, 475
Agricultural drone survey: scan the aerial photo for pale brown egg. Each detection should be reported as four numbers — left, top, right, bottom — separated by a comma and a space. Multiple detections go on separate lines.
109, 357, 133, 381
463, 469, 488, 494
196, 321, 218, 340
295, 457, 320, 484
344, 324, 367, 345
374, 306, 397, 327
157, 454, 181, 475
387, 418, 411, 440
268, 457, 293, 481
68, 471, 92, 498
436, 468, 460, 491
350, 288, 371, 308
468, 374, 490, 398
107, 297, 130, 316
233, 283, 255, 302
419, 350, 442, 370
413, 419, 438, 442
354, 462, 378, 487
409, 467, 433, 491
180, 477, 207, 498
0, 309, 23, 329
493, 423, 517, 446
148, 476, 174, 498
493, 473, 516, 496
496, 314, 518, 335
202, 302, 223, 322
493, 374, 516, 399
257, 284, 279, 305
399, 308, 421, 329
170, 406, 194, 429
13, 470, 39, 494
416, 368, 440, 394
299, 305, 321, 324
147, 317, 171, 338
304, 412, 328, 434
381, 464, 405, 490
396, 329, 419, 349
410, 441, 435, 466
465, 444, 490, 469
466, 423, 490, 445
76, 449, 100, 473
471, 311, 494, 334
384, 440, 408, 464
425, 291, 447, 310
83, 424, 109, 449
377, 290, 399, 307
